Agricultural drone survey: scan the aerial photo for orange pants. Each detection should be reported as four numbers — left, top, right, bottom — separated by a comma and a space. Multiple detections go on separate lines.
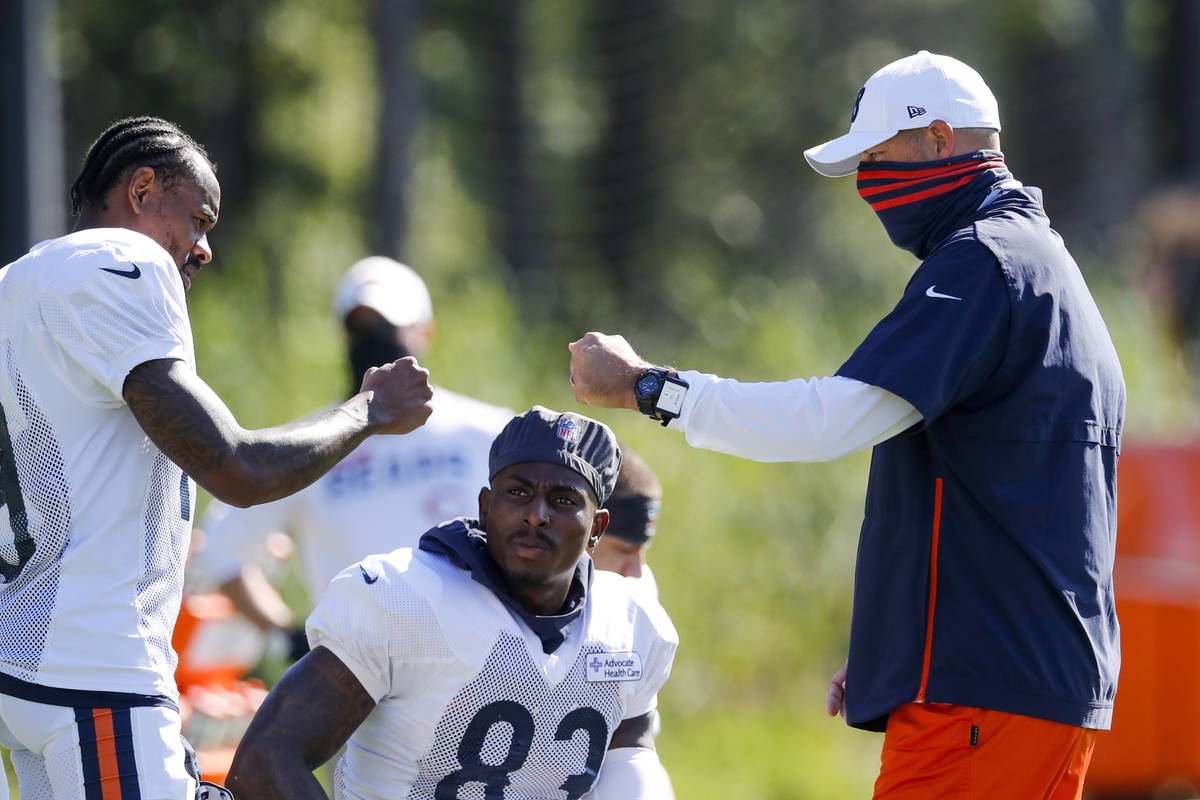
873, 702, 1097, 800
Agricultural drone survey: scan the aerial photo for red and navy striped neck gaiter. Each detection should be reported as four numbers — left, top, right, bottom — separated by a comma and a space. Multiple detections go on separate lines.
856, 150, 1012, 259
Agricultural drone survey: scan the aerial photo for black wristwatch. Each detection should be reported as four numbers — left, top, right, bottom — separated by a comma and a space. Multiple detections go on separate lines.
634, 368, 689, 427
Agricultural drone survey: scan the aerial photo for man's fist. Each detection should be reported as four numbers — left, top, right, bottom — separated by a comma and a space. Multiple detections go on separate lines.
568, 332, 652, 411
361, 357, 433, 435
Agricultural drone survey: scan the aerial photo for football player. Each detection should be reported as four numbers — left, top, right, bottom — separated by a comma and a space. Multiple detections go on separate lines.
0, 117, 431, 798
226, 407, 678, 799
589, 445, 660, 587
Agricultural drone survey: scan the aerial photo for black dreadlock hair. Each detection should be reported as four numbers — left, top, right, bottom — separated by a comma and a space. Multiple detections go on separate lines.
69, 116, 216, 217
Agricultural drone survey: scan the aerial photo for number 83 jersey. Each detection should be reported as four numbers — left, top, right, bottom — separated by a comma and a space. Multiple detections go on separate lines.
306, 547, 679, 800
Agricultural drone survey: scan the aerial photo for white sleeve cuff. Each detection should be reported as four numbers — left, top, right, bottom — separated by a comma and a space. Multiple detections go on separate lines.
584, 748, 674, 800
307, 637, 388, 702
663, 370, 719, 435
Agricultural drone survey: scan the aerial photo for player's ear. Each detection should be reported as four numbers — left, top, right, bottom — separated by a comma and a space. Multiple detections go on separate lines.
477, 486, 491, 529
588, 508, 609, 551
929, 120, 954, 157
126, 166, 156, 214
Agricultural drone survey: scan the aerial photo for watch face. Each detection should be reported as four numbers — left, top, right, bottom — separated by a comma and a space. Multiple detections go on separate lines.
636, 373, 663, 398
658, 381, 687, 415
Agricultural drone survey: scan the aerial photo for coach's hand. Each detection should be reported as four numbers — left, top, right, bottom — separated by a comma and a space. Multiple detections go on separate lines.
360, 357, 433, 434
826, 659, 848, 720
568, 332, 651, 411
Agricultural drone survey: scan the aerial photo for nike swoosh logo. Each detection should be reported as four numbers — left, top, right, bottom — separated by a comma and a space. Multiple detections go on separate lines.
100, 263, 142, 279
925, 285, 962, 301
359, 565, 379, 585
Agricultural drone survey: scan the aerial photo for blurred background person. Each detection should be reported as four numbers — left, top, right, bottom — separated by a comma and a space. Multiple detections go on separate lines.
190, 256, 512, 655
590, 444, 661, 588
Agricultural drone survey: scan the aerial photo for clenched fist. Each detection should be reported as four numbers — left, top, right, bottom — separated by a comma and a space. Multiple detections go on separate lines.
360, 356, 434, 435
567, 332, 652, 411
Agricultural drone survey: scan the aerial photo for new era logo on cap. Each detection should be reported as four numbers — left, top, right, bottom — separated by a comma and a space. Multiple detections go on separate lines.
804, 50, 1001, 178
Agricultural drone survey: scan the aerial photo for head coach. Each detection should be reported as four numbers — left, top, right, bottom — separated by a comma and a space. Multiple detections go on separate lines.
567, 50, 1125, 798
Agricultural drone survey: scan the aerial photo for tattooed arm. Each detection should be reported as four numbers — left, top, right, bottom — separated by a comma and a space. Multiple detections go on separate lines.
122, 358, 432, 507
226, 646, 376, 800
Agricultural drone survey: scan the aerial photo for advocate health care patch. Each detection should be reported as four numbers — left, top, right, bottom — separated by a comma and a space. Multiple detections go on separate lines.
585, 651, 643, 682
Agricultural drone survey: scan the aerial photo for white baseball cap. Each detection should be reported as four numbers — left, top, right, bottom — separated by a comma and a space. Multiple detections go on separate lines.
333, 256, 434, 327
804, 50, 1001, 178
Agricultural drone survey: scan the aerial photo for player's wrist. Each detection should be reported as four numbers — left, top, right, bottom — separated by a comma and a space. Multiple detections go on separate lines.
622, 362, 653, 411
342, 391, 378, 432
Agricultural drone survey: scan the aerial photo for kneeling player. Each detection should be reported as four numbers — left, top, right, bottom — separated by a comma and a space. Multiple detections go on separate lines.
226, 407, 678, 799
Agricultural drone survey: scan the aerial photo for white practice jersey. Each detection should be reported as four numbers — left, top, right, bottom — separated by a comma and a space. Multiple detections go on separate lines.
0, 228, 195, 700
308, 548, 679, 800
197, 389, 510, 600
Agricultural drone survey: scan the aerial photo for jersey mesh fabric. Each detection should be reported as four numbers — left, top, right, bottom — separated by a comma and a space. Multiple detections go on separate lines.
313, 552, 678, 800
136, 452, 192, 683
405, 632, 623, 799
0, 346, 70, 680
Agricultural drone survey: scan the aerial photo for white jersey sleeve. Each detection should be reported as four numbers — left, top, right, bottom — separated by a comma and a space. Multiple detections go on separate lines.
588, 573, 681, 724
608, 576, 677, 721
307, 551, 455, 703
584, 748, 674, 800
34, 228, 193, 404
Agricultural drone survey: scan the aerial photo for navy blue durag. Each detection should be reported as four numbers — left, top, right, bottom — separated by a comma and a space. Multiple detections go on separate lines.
856, 150, 1013, 259
419, 518, 592, 654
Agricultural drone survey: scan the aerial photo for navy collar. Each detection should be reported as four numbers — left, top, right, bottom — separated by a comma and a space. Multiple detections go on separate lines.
418, 518, 592, 654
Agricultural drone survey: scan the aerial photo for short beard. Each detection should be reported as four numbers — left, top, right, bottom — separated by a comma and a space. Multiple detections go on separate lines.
500, 563, 553, 590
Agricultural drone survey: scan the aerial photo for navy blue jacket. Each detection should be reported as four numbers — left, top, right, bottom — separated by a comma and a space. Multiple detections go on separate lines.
836, 187, 1125, 731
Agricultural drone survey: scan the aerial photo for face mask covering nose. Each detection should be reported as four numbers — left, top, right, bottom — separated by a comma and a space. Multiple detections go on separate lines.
857, 151, 1010, 258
